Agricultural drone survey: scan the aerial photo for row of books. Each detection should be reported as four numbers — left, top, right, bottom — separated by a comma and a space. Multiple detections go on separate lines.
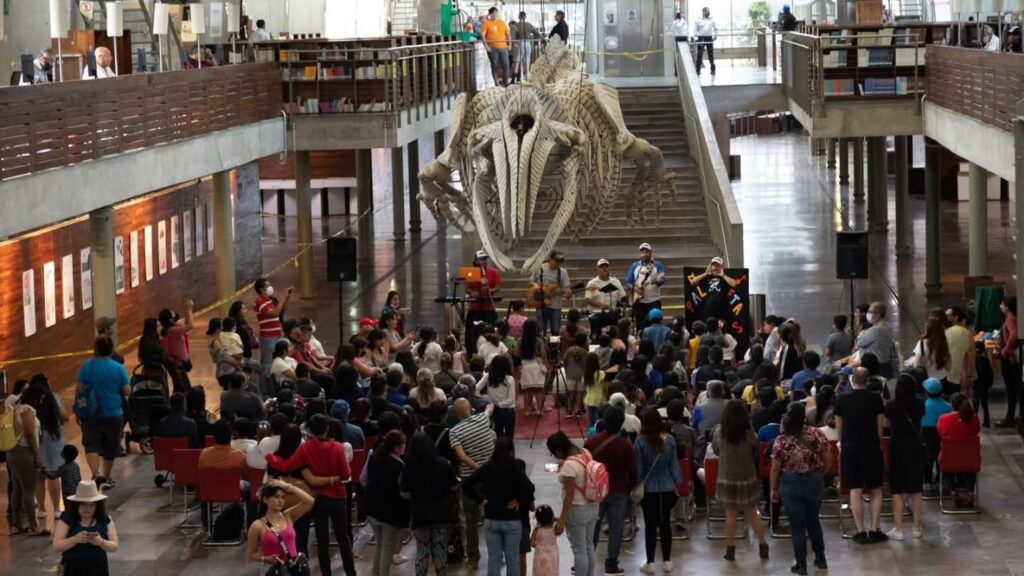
821, 76, 920, 97
280, 64, 398, 81
822, 46, 923, 68
858, 47, 893, 66
823, 78, 855, 96
282, 98, 389, 114
279, 48, 391, 62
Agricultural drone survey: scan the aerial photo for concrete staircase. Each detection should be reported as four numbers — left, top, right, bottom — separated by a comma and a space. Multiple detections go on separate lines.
497, 86, 717, 314
92, 0, 158, 72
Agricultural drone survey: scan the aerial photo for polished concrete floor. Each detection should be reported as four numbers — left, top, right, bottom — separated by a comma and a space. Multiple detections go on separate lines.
2, 132, 1023, 575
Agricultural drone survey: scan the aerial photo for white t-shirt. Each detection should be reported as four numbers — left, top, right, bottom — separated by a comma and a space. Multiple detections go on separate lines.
251, 28, 272, 42
231, 438, 263, 469
271, 356, 298, 380
408, 386, 447, 408
585, 276, 626, 313
258, 435, 280, 462
560, 450, 593, 506
82, 66, 116, 79
911, 340, 949, 380
414, 341, 444, 373
671, 18, 688, 37
476, 340, 509, 366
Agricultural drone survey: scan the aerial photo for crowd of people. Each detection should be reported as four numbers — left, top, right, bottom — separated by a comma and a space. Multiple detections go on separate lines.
0, 260, 999, 575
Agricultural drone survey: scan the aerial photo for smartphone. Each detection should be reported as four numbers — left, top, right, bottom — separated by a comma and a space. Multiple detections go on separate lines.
544, 463, 560, 473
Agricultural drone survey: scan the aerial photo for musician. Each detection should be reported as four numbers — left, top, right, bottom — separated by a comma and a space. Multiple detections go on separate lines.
626, 242, 666, 330
585, 258, 626, 341
466, 250, 502, 354
688, 256, 737, 322
530, 251, 572, 335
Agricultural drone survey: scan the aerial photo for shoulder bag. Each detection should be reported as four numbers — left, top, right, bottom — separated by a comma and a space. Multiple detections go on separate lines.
264, 520, 310, 576
631, 441, 663, 505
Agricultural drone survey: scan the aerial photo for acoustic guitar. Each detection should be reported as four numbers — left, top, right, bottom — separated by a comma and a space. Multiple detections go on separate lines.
630, 264, 654, 306
526, 284, 561, 308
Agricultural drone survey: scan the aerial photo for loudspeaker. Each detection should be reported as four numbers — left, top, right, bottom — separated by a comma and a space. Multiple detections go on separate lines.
326, 236, 357, 282
836, 231, 869, 279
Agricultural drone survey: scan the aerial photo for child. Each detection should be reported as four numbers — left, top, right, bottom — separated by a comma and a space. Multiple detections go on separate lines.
218, 317, 245, 361
520, 322, 548, 416
531, 505, 559, 576
563, 333, 588, 417
921, 377, 952, 487
594, 334, 614, 370
687, 320, 706, 370
57, 444, 82, 511
582, 352, 606, 428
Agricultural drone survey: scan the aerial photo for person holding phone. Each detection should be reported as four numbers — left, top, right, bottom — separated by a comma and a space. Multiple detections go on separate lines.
52, 480, 118, 575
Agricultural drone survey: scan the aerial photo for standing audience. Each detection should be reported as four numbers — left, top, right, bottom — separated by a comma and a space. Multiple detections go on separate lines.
634, 408, 683, 574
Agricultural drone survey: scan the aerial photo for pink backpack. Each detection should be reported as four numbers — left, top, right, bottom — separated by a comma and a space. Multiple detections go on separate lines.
568, 450, 609, 503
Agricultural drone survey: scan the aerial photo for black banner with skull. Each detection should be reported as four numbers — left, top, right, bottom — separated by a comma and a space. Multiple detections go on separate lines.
683, 267, 752, 360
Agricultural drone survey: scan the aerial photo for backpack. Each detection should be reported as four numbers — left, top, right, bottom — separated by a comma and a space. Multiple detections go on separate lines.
211, 503, 246, 541
568, 451, 609, 503
0, 407, 15, 452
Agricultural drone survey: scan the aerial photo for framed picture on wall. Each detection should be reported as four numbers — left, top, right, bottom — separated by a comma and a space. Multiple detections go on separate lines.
183, 209, 193, 262
144, 225, 154, 281
195, 203, 204, 257
62, 254, 75, 319
43, 261, 56, 328
170, 216, 180, 269
158, 220, 167, 274
130, 231, 140, 288
206, 201, 214, 253
114, 236, 125, 294
22, 269, 36, 337
80, 247, 93, 310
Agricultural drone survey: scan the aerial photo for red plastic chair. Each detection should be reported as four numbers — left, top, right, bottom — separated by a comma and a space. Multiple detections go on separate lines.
171, 448, 202, 528
153, 437, 189, 504
348, 448, 368, 526
199, 467, 245, 546
673, 449, 693, 541
364, 435, 380, 452
247, 467, 265, 503
350, 449, 368, 487
204, 435, 215, 447
820, 441, 841, 519
757, 442, 772, 480
939, 436, 981, 515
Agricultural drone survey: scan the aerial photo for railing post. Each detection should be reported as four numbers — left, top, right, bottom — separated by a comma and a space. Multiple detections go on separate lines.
1015, 106, 1024, 337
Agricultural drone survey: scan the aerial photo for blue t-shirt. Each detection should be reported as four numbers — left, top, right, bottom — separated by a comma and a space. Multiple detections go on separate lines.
921, 397, 952, 428
790, 368, 819, 393
757, 422, 781, 445
641, 324, 671, 353
76, 357, 129, 417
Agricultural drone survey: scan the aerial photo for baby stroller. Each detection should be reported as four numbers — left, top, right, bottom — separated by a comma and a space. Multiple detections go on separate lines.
125, 362, 170, 454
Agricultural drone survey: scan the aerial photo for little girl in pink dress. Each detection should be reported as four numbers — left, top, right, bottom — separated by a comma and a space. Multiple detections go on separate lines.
531, 505, 559, 576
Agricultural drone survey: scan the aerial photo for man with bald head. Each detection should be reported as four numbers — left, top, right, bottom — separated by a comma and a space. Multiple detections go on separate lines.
83, 46, 117, 79
834, 366, 887, 544
448, 399, 495, 569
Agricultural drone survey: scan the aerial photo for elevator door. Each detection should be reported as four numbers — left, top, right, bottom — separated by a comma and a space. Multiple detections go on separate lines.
604, 0, 663, 77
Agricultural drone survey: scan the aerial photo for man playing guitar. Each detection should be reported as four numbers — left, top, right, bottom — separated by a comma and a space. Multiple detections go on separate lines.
585, 258, 626, 341
529, 250, 572, 336
466, 250, 502, 354
626, 242, 665, 331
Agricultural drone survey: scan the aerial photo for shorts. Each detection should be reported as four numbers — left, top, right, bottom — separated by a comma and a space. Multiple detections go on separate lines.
82, 416, 125, 461
563, 376, 583, 393
840, 442, 883, 490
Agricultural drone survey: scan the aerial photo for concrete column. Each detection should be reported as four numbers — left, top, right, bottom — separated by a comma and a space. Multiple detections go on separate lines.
391, 147, 406, 242
408, 139, 422, 232
867, 137, 888, 232
213, 172, 237, 310
894, 136, 911, 258
356, 149, 375, 263
853, 137, 865, 203
292, 155, 314, 300
1015, 113, 1024, 337
968, 162, 989, 277
924, 137, 942, 298
827, 138, 836, 169
89, 207, 117, 344
839, 138, 850, 183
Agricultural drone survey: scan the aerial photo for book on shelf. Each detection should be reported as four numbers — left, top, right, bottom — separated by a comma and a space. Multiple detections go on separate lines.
821, 29, 849, 47
893, 27, 926, 45
861, 77, 897, 95
894, 46, 923, 66
823, 78, 855, 96
856, 27, 894, 47
256, 47, 277, 63
822, 49, 849, 67
857, 47, 892, 66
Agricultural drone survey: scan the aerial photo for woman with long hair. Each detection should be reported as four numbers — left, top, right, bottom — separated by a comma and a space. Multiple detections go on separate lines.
885, 374, 926, 540
937, 393, 981, 501
911, 315, 952, 384
519, 319, 548, 416
27, 375, 68, 534
246, 479, 315, 573
545, 432, 598, 576
806, 381, 835, 427
477, 355, 517, 438
465, 437, 535, 576
401, 431, 459, 576
157, 299, 194, 394
777, 323, 803, 381
769, 402, 832, 574
10, 381, 44, 534
381, 309, 415, 358
365, 430, 410, 576
582, 352, 606, 429
410, 368, 447, 410
138, 318, 166, 366
382, 290, 408, 335
228, 301, 257, 359
713, 399, 768, 561
52, 481, 118, 575
634, 407, 683, 574
414, 326, 443, 373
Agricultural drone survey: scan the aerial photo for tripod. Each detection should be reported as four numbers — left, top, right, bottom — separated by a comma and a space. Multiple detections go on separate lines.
528, 344, 585, 447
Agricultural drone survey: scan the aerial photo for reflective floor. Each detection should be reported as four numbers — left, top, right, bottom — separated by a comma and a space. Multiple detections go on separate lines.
2, 132, 1023, 575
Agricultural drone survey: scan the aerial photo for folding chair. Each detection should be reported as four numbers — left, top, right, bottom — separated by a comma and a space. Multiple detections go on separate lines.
836, 458, 855, 539
246, 467, 265, 502
939, 436, 981, 515
757, 442, 789, 538
199, 468, 246, 546
704, 457, 747, 540
819, 441, 841, 519
153, 436, 188, 506
171, 448, 202, 529
349, 448, 368, 527
877, 437, 901, 518
673, 448, 693, 541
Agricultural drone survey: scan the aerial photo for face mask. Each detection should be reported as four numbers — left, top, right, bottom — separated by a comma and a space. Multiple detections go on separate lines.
866, 312, 876, 324
266, 285, 275, 297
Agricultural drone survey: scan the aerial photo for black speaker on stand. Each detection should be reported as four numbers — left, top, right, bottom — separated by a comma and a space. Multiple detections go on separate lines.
837, 231, 869, 336
327, 237, 357, 341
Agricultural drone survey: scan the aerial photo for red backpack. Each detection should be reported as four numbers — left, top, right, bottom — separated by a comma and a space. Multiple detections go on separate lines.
568, 450, 609, 503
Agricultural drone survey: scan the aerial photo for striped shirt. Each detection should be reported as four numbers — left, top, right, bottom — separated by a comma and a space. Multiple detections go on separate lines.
449, 412, 495, 477
58, 462, 82, 500
254, 295, 283, 338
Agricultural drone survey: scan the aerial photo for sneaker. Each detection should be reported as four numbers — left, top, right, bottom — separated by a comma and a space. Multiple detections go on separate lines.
640, 563, 656, 574
886, 528, 904, 541
852, 531, 870, 544
790, 564, 808, 575
392, 553, 409, 565
814, 557, 829, 570
604, 567, 625, 575
662, 561, 673, 572
912, 527, 923, 539
869, 530, 889, 543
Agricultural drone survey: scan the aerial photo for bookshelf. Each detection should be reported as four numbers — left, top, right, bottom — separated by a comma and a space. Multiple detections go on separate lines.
810, 23, 949, 100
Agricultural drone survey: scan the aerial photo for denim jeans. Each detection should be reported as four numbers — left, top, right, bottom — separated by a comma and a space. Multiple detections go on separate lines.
586, 406, 601, 430
484, 519, 521, 576
567, 502, 599, 576
493, 407, 516, 439
259, 336, 279, 373
536, 307, 561, 336
487, 48, 510, 84
593, 492, 628, 571
779, 471, 826, 568
312, 496, 357, 576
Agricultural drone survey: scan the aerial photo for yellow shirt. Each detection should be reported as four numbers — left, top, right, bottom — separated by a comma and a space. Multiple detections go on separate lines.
584, 370, 606, 407
481, 19, 510, 49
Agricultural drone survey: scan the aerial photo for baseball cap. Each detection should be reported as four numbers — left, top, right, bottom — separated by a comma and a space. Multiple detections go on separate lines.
597, 258, 610, 267
638, 242, 652, 251
358, 317, 378, 329
475, 250, 489, 260
710, 256, 724, 265
648, 308, 663, 321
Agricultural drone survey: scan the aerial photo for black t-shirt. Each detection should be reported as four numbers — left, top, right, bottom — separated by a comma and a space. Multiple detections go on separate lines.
400, 457, 458, 528
834, 389, 884, 445
699, 275, 731, 321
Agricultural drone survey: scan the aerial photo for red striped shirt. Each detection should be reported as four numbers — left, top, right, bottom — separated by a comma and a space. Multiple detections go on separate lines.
255, 294, 283, 338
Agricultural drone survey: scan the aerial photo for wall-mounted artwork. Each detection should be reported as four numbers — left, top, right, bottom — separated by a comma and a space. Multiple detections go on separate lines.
206, 201, 214, 253
144, 225, 154, 281
23, 270, 36, 337
183, 210, 193, 262
80, 247, 93, 310
130, 230, 140, 288
43, 261, 56, 327
61, 254, 75, 319
170, 215, 180, 269
158, 220, 167, 274
195, 203, 204, 257
114, 236, 125, 294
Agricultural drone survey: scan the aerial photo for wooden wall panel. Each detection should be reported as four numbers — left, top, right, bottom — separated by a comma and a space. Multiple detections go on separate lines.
258, 150, 357, 180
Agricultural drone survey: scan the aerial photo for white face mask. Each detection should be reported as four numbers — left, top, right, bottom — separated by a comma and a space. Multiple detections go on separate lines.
866, 312, 876, 324
266, 285, 275, 297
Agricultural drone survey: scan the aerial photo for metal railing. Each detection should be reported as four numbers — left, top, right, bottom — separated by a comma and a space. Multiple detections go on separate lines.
278, 40, 474, 127
781, 33, 817, 113
674, 41, 744, 268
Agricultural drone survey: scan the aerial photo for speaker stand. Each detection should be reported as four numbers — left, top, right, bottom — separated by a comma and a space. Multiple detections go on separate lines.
849, 278, 856, 338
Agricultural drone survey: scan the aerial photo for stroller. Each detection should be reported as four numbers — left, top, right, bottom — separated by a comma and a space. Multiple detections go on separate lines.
125, 362, 171, 455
